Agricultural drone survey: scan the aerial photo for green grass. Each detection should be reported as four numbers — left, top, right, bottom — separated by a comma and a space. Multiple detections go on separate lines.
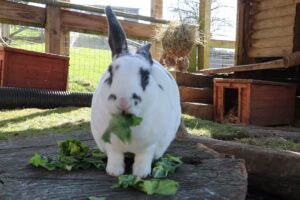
0, 107, 90, 140
238, 137, 300, 152
1, 108, 299, 153
182, 114, 248, 140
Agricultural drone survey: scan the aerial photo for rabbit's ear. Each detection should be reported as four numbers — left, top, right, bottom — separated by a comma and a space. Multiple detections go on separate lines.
136, 43, 153, 65
105, 6, 129, 58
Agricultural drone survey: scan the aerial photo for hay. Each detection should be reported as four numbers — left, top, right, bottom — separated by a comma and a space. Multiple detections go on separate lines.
155, 22, 202, 58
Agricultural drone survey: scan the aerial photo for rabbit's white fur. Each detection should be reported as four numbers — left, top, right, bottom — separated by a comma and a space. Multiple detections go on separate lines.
90, 6, 181, 178
91, 56, 181, 177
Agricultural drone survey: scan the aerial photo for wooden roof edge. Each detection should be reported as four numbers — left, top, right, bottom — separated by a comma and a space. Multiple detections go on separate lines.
199, 51, 300, 75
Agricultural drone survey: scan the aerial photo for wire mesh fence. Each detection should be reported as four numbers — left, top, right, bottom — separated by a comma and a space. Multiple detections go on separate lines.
209, 48, 235, 69
0, 23, 146, 92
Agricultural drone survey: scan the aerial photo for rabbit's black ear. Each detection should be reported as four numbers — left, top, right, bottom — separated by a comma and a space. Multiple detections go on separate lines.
136, 44, 153, 65
105, 6, 129, 58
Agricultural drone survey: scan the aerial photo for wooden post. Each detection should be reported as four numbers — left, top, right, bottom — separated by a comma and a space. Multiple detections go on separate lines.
198, 0, 211, 69
45, 5, 61, 54
0, 24, 10, 42
150, 0, 163, 60
60, 0, 70, 56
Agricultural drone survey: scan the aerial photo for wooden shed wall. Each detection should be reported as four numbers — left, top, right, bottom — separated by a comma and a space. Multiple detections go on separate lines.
248, 0, 297, 58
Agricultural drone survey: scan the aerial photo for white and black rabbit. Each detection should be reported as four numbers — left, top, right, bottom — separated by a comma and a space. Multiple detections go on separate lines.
91, 6, 181, 178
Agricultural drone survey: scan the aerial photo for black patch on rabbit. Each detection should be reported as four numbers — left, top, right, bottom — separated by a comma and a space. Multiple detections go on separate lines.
140, 68, 150, 91
105, 64, 113, 86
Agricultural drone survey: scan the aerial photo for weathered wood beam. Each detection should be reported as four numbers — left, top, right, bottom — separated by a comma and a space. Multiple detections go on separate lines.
200, 59, 285, 74
150, 0, 163, 60
252, 15, 295, 30
210, 40, 235, 49
45, 5, 61, 54
251, 26, 294, 39
20, 0, 169, 24
248, 46, 293, 57
254, 5, 296, 20
61, 9, 155, 39
253, 0, 294, 11
251, 36, 294, 48
198, 0, 211, 69
0, 0, 45, 27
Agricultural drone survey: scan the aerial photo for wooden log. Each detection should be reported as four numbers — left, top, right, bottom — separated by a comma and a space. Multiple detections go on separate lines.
253, 0, 294, 11
170, 71, 214, 88
0, 132, 247, 200
251, 26, 294, 39
200, 59, 285, 74
248, 46, 293, 57
251, 36, 294, 48
45, 5, 61, 54
183, 134, 300, 200
254, 5, 296, 20
252, 15, 295, 30
61, 9, 155, 39
0, 0, 45, 27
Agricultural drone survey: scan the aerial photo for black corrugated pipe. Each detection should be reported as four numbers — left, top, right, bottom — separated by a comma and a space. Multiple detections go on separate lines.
0, 87, 93, 109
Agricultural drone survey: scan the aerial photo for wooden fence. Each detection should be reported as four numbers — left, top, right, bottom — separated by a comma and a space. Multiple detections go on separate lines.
0, 0, 236, 70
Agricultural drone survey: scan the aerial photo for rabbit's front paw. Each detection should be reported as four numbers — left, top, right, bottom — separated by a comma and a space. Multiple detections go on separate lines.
106, 151, 125, 177
133, 153, 153, 178
133, 162, 151, 178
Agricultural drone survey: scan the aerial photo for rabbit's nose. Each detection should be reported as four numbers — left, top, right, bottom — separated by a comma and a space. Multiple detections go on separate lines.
118, 97, 130, 111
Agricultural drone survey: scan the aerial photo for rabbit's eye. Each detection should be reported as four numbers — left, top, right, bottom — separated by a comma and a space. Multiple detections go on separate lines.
140, 68, 150, 91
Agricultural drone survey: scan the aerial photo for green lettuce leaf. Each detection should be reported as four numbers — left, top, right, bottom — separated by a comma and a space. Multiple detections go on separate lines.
29, 139, 107, 171
29, 153, 58, 171
89, 197, 106, 200
152, 154, 183, 178
114, 175, 178, 196
102, 114, 142, 143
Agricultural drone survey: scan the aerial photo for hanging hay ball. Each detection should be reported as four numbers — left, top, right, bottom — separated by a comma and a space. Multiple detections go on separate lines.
155, 22, 202, 71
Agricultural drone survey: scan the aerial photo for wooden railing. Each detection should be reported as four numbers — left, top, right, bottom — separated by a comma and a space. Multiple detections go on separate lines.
0, 0, 163, 57
0, 0, 237, 70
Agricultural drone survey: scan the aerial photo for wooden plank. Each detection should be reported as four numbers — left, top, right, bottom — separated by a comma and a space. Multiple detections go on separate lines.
179, 86, 213, 104
150, 0, 163, 60
0, 0, 45, 27
252, 15, 295, 30
200, 59, 285, 74
251, 26, 294, 39
251, 36, 294, 48
210, 40, 235, 49
181, 102, 213, 120
0, 132, 247, 200
45, 5, 61, 54
61, 10, 155, 40
254, 0, 294, 11
294, 4, 300, 51
170, 71, 214, 88
235, 0, 245, 65
254, 5, 296, 20
248, 46, 293, 57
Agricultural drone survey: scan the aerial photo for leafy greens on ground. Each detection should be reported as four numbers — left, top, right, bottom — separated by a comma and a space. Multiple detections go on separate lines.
29, 136, 182, 196
29, 138, 106, 171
